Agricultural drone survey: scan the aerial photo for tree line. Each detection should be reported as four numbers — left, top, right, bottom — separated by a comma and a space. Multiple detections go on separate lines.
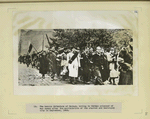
49, 29, 133, 50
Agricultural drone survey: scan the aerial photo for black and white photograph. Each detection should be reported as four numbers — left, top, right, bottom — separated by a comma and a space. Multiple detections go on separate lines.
13, 11, 138, 95
18, 29, 133, 86
2, 2, 150, 119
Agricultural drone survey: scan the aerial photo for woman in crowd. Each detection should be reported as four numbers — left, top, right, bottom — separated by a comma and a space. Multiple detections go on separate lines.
39, 51, 49, 79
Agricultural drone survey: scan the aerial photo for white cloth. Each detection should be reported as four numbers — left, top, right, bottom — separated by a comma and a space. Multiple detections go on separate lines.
60, 53, 67, 66
60, 66, 68, 76
110, 69, 120, 78
106, 52, 114, 70
106, 52, 120, 78
67, 52, 80, 78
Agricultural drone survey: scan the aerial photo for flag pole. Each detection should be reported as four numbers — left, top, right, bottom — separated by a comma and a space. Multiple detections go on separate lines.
43, 34, 44, 51
42, 33, 44, 51
32, 45, 38, 53
27, 41, 31, 54
46, 34, 51, 47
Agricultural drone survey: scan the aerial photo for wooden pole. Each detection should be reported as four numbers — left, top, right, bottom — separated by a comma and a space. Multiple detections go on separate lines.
32, 45, 38, 53
43, 34, 45, 51
42, 34, 44, 51
42, 33, 45, 51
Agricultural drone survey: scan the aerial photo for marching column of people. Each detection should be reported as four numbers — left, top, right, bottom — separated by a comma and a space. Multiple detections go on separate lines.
18, 42, 133, 85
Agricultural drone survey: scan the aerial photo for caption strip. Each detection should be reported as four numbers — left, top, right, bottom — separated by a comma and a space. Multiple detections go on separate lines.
26, 103, 121, 113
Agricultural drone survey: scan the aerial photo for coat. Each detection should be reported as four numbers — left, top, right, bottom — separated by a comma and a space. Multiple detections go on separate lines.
67, 51, 80, 78
93, 53, 109, 81
49, 52, 57, 74
118, 45, 133, 85
39, 55, 49, 75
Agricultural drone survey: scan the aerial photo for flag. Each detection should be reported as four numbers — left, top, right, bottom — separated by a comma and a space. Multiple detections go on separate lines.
28, 44, 33, 53
46, 34, 53, 47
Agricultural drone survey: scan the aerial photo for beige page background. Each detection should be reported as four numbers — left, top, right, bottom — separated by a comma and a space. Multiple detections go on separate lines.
0, 1, 150, 119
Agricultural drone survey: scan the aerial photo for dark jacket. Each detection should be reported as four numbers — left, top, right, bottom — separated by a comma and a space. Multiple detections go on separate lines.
39, 55, 49, 74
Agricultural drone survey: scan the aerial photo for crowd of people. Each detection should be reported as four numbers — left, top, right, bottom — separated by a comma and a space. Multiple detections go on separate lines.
18, 39, 133, 85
